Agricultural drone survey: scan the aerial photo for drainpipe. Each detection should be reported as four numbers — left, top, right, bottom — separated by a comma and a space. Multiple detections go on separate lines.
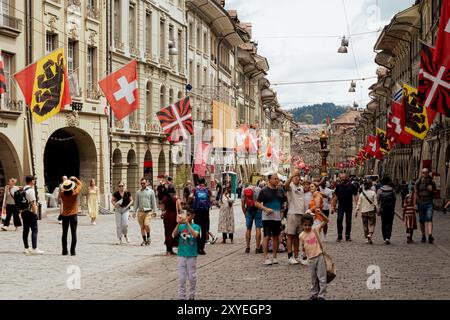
25, 0, 40, 218
107, 0, 113, 206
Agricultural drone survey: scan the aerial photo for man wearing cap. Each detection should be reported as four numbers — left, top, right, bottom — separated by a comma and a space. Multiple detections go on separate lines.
134, 178, 157, 246
59, 176, 82, 256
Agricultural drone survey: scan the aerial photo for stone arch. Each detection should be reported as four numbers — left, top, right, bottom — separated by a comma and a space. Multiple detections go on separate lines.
44, 127, 97, 193
158, 150, 166, 177
0, 133, 23, 193
127, 149, 138, 195
143, 149, 153, 187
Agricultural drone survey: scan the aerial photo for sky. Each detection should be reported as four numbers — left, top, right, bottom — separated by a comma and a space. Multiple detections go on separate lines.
225, 0, 415, 109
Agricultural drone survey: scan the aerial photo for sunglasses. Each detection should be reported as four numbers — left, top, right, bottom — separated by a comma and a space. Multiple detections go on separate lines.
119, 185, 124, 187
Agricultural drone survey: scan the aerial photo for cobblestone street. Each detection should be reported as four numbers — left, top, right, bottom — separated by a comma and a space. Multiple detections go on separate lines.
1, 197, 450, 300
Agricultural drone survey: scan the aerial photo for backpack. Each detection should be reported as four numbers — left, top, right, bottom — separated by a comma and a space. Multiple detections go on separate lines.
193, 187, 211, 210
244, 187, 256, 209
379, 189, 396, 212
13, 186, 31, 212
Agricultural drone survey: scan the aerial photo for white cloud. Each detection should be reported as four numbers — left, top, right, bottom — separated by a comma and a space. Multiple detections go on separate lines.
225, 0, 414, 108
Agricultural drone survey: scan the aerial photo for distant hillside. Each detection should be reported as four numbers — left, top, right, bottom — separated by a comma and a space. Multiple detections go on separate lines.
289, 103, 348, 124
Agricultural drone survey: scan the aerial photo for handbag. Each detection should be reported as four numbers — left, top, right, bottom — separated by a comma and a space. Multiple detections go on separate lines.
314, 229, 336, 283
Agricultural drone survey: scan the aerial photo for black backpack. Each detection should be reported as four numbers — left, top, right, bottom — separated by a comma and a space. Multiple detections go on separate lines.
379, 189, 396, 212
13, 187, 31, 211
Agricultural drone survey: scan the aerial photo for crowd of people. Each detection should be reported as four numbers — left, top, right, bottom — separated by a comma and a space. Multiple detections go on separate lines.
1, 169, 449, 300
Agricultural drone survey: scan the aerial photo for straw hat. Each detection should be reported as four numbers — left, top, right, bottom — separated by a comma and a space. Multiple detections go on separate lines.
62, 179, 76, 192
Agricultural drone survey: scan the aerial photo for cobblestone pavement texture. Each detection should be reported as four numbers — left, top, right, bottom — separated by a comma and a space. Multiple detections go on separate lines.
1, 196, 449, 300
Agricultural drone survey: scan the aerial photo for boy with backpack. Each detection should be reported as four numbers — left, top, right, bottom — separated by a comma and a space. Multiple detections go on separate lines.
19, 176, 44, 255
242, 183, 263, 254
192, 178, 211, 255
377, 176, 396, 245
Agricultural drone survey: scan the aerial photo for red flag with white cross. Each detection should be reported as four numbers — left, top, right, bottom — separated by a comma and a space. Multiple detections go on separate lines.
419, 43, 450, 117
391, 101, 413, 145
433, 0, 450, 67
98, 60, 139, 121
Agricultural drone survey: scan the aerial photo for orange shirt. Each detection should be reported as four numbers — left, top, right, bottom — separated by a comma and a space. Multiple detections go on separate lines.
309, 192, 323, 210
60, 182, 82, 216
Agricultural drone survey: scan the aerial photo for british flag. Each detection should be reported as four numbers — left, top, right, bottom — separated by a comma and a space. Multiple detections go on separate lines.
157, 97, 193, 143
418, 43, 450, 117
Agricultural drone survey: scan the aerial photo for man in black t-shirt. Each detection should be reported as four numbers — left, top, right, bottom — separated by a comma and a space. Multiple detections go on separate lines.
331, 173, 357, 242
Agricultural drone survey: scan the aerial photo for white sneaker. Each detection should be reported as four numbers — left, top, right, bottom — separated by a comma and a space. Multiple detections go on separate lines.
124, 236, 130, 244
23, 248, 31, 254
30, 248, 44, 255
299, 258, 309, 266
288, 257, 299, 265
272, 258, 279, 265
263, 258, 273, 265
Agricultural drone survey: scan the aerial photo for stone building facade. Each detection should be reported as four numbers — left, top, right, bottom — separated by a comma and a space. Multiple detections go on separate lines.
359, 0, 450, 205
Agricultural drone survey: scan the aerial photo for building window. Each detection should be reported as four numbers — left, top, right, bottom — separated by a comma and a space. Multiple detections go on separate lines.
203, 32, 207, 53
203, 68, 207, 87
145, 11, 152, 54
67, 41, 79, 76
160, 19, 165, 60
160, 85, 166, 109
178, 30, 183, 73
87, 47, 97, 93
0, 52, 14, 103
169, 88, 174, 105
146, 81, 153, 123
46, 32, 58, 54
196, 64, 201, 89
113, 0, 121, 43
196, 25, 201, 49
129, 3, 136, 49
169, 25, 174, 64
189, 60, 193, 85
189, 22, 194, 46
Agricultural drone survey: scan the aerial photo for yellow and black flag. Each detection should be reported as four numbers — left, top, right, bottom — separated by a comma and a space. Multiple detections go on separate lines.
14, 48, 71, 124
376, 128, 392, 154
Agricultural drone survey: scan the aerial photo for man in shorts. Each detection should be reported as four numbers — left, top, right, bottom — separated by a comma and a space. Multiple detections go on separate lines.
284, 169, 307, 265
414, 168, 437, 243
256, 174, 286, 265
242, 182, 263, 254
134, 178, 158, 246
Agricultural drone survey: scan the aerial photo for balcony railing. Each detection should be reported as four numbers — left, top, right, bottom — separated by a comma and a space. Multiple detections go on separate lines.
129, 120, 140, 131
145, 121, 163, 133
0, 14, 22, 38
0, 98, 23, 119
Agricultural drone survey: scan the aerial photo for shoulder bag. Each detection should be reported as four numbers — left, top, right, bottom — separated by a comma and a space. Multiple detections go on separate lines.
314, 228, 336, 283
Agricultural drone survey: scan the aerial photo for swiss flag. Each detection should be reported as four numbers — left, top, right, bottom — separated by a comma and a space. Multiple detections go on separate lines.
433, 0, 450, 67
391, 101, 413, 144
98, 60, 139, 121
365, 135, 383, 160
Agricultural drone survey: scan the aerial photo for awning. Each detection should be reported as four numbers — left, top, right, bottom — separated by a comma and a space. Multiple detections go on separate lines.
187, 0, 244, 47
374, 4, 420, 52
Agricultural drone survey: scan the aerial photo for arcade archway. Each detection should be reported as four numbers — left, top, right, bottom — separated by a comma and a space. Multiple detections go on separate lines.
0, 133, 22, 200
44, 128, 97, 193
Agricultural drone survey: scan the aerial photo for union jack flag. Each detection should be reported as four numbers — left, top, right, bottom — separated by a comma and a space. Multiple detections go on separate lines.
157, 97, 193, 143
418, 43, 450, 117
